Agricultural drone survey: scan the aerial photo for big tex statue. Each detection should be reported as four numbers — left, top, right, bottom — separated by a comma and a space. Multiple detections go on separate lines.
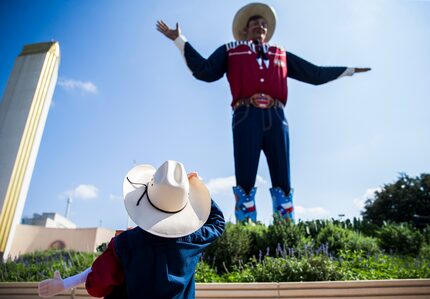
157, 3, 370, 223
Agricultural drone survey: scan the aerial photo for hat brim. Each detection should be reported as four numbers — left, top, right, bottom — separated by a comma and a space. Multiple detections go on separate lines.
123, 165, 211, 238
232, 3, 277, 42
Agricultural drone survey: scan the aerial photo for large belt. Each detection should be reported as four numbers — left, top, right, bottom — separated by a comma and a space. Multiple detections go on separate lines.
233, 93, 284, 110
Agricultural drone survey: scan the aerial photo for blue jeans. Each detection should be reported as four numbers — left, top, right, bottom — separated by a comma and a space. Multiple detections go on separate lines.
232, 105, 291, 195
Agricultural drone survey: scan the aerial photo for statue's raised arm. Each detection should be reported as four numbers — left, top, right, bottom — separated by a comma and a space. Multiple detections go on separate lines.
156, 20, 180, 41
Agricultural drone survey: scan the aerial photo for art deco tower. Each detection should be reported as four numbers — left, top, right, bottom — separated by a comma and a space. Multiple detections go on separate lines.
0, 42, 60, 259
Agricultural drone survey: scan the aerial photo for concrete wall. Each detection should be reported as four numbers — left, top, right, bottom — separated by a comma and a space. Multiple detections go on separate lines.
1, 280, 430, 298
8, 225, 115, 259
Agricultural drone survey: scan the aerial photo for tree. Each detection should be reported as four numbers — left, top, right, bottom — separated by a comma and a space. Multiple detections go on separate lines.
362, 173, 430, 226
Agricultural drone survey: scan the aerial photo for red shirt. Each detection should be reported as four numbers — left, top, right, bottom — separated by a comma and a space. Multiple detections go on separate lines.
183, 39, 347, 107
85, 239, 124, 298
226, 42, 288, 106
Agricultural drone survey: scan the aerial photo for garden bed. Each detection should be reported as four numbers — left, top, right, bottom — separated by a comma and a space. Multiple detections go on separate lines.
1, 279, 430, 299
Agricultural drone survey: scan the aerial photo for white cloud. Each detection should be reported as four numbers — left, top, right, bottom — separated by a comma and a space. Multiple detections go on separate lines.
109, 194, 123, 202
255, 175, 269, 186
353, 187, 381, 210
206, 176, 235, 194
296, 206, 330, 220
57, 77, 98, 94
206, 175, 268, 195
60, 184, 99, 200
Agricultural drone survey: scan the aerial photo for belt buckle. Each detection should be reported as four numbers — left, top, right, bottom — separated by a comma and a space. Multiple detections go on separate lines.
251, 94, 273, 109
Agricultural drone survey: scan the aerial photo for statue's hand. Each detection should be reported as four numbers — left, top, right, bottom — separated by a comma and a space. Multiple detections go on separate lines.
354, 67, 371, 73
38, 271, 66, 298
156, 20, 181, 41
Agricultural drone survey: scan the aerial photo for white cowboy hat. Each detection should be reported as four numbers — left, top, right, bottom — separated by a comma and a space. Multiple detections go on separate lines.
123, 160, 211, 238
232, 2, 277, 42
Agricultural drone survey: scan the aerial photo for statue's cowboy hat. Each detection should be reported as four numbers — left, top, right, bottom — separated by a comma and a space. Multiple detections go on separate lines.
232, 2, 277, 42
123, 160, 211, 238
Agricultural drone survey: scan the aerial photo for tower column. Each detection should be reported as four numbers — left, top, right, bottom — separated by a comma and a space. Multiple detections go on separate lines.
0, 42, 60, 260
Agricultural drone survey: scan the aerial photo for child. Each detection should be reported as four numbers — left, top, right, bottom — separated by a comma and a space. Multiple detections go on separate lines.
39, 160, 225, 298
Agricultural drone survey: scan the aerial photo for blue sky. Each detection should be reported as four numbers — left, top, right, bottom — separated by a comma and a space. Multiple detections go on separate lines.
1, 0, 429, 229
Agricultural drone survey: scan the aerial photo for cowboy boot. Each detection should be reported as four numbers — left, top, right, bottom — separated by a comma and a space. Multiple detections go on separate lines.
270, 187, 294, 223
232, 186, 257, 222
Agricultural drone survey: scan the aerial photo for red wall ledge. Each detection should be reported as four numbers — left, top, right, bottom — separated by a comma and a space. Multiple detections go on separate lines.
0, 279, 429, 298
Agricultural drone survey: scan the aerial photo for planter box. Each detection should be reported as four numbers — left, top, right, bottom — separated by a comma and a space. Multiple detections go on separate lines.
1, 279, 429, 298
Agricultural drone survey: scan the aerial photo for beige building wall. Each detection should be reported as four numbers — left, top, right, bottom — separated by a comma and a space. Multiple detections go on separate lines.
8, 225, 115, 259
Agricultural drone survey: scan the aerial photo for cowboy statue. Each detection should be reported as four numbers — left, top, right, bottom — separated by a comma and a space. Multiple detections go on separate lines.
157, 3, 370, 223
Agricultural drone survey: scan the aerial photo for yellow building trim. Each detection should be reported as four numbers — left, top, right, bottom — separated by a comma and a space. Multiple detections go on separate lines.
0, 49, 58, 253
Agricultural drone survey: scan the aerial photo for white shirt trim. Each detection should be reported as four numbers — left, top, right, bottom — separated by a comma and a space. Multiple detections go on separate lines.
63, 267, 92, 289
338, 67, 355, 78
174, 35, 187, 56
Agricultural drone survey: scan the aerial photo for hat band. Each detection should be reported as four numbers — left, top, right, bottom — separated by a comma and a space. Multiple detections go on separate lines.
127, 177, 188, 214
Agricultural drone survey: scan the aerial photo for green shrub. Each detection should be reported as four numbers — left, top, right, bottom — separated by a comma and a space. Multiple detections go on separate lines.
242, 222, 268, 259
316, 223, 380, 255
377, 222, 424, 255
2, 222, 429, 283
419, 243, 430, 259
347, 233, 380, 255
338, 250, 430, 280
422, 226, 430, 244
246, 255, 341, 282
221, 266, 256, 282
299, 219, 331, 239
204, 222, 253, 273
266, 216, 309, 255
0, 250, 97, 282
350, 218, 380, 237
195, 261, 222, 282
